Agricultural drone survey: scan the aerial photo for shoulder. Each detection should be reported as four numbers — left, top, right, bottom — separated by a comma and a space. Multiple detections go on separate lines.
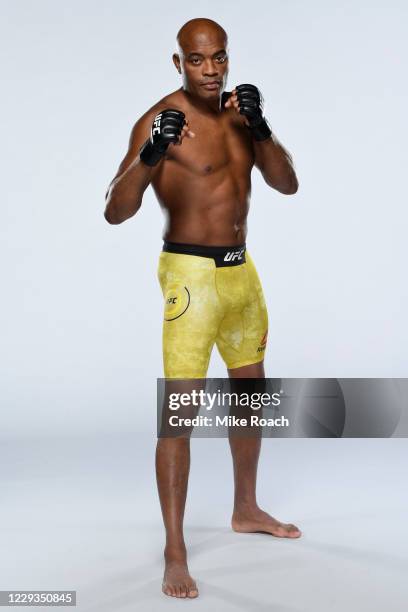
133, 89, 185, 127
153, 88, 187, 115
126, 89, 185, 145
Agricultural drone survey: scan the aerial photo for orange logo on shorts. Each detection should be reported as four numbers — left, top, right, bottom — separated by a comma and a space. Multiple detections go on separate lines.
257, 330, 268, 353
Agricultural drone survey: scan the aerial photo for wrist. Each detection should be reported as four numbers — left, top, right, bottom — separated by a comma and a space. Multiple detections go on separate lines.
139, 139, 168, 167
248, 117, 272, 142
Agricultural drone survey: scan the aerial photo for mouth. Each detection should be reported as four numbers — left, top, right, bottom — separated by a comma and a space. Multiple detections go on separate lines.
201, 81, 221, 91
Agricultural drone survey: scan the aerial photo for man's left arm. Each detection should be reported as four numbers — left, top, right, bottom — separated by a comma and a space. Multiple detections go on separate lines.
253, 133, 299, 195
226, 84, 298, 195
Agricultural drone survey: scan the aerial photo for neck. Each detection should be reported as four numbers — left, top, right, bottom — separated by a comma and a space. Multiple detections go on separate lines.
182, 87, 222, 114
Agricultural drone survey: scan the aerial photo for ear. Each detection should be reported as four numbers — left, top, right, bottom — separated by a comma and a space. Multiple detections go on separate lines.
172, 53, 182, 74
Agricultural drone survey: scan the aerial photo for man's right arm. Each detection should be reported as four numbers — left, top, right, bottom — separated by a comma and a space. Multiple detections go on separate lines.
104, 110, 157, 225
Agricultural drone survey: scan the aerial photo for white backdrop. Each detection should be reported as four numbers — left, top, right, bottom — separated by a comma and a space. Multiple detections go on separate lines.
1, 0, 407, 436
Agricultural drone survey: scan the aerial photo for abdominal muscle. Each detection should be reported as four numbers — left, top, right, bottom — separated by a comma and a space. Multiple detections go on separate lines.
152, 161, 252, 246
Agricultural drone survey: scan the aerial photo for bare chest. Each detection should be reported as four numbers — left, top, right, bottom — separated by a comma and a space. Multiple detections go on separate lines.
165, 112, 254, 176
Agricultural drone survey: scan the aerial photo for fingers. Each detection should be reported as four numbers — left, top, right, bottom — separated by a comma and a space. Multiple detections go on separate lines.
183, 123, 195, 138
225, 88, 237, 105
225, 89, 240, 113
176, 121, 195, 145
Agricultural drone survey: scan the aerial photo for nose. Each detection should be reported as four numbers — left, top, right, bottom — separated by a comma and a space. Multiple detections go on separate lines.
202, 58, 219, 77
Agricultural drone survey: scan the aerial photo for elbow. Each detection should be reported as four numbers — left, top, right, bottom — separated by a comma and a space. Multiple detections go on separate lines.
262, 169, 299, 195
104, 207, 121, 225
104, 200, 123, 224
104, 188, 122, 224
104, 195, 140, 224
280, 176, 299, 195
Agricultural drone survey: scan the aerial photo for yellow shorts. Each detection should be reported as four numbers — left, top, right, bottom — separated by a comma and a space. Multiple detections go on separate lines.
157, 242, 268, 378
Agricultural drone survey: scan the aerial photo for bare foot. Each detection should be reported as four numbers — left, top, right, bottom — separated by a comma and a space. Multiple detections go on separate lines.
162, 560, 198, 598
232, 507, 302, 538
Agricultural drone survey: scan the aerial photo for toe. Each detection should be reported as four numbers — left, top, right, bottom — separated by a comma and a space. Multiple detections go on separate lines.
188, 586, 199, 598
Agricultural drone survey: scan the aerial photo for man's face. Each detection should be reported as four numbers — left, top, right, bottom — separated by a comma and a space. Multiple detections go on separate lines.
174, 32, 229, 99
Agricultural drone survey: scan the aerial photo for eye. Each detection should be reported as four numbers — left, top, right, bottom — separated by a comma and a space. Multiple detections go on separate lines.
191, 58, 201, 65
216, 56, 227, 63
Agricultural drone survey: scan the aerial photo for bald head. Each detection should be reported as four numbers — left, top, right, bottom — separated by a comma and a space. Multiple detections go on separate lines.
173, 18, 229, 101
176, 18, 227, 53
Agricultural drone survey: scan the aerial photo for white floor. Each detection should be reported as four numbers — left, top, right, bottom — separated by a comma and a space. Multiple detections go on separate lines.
1, 435, 407, 611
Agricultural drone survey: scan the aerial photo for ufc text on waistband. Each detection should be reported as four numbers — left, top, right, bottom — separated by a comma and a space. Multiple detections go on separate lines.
162, 241, 246, 267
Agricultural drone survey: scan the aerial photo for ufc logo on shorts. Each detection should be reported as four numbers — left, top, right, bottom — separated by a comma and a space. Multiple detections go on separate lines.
224, 249, 244, 262
152, 113, 162, 136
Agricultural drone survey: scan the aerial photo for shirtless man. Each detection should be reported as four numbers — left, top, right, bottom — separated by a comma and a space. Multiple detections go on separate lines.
104, 18, 300, 599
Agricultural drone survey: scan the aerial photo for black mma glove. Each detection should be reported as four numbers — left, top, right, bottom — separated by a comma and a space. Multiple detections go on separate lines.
235, 84, 272, 142
139, 109, 185, 166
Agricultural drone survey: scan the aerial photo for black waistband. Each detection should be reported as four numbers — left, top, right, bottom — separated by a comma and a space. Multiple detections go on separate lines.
162, 241, 246, 267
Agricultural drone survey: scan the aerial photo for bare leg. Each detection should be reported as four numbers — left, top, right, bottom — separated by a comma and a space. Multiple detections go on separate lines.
228, 361, 301, 538
156, 437, 198, 598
